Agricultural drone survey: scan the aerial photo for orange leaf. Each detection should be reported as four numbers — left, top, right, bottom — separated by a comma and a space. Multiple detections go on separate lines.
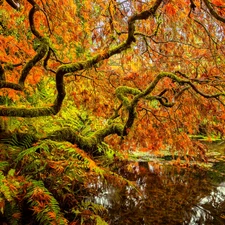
165, 3, 176, 16
47, 211, 56, 219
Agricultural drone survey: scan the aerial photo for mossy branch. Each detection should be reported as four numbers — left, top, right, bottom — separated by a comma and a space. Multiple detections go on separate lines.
0, 82, 23, 90
203, 0, 225, 23
0, 0, 163, 118
116, 72, 225, 135
2, 71, 223, 153
0, 39, 51, 117
45, 123, 124, 154
5, 0, 20, 10
29, 4, 42, 38
0, 38, 49, 90
0, 106, 56, 117
19, 38, 49, 85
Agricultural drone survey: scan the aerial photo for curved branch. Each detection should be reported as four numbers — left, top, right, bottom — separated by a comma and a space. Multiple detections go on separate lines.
193, 19, 217, 44
0, 106, 56, 117
19, 37, 49, 85
27, 0, 52, 36
0, 38, 51, 116
46, 123, 124, 153
116, 72, 225, 135
0, 0, 163, 118
43, 48, 51, 70
0, 82, 22, 90
53, 0, 163, 119
29, 5, 42, 38
0, 65, 5, 81
154, 96, 175, 107
5, 0, 20, 10
27, 0, 35, 5
140, 72, 225, 100
203, 0, 225, 23
116, 87, 141, 108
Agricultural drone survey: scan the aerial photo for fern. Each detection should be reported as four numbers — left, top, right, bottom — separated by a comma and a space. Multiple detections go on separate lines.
65, 146, 106, 177
26, 180, 68, 225
1, 136, 134, 224
0, 169, 26, 225
72, 201, 108, 225
15, 146, 40, 163
92, 215, 108, 225
0, 161, 9, 171
0, 171, 13, 202
82, 201, 107, 215
1, 133, 36, 149
4, 201, 21, 225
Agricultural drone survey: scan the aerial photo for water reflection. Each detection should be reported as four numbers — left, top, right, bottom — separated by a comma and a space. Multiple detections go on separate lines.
88, 161, 225, 225
189, 182, 225, 225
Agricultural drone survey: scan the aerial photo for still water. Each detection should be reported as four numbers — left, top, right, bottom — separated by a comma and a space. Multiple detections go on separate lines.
89, 143, 225, 225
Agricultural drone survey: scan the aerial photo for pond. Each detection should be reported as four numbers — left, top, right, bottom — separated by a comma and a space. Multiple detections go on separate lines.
88, 142, 225, 225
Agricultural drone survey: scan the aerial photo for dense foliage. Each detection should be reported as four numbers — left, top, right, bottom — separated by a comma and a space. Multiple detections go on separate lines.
0, 0, 225, 224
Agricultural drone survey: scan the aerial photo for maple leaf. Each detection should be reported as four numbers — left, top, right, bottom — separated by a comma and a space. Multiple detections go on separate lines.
212, 0, 224, 6
165, 3, 176, 16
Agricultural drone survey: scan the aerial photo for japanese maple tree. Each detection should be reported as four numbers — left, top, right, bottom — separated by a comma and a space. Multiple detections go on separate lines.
0, 0, 225, 155
1, 0, 225, 224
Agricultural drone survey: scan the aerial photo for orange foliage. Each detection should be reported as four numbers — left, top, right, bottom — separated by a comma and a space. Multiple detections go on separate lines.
1, 0, 225, 156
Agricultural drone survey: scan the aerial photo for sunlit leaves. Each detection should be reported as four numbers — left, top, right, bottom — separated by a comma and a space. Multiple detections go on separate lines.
1, 0, 225, 166
164, 3, 176, 16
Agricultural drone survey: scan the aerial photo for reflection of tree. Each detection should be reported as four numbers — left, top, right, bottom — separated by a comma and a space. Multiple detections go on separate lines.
97, 166, 214, 225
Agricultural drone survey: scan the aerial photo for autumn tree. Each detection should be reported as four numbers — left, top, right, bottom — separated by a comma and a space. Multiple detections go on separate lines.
0, 0, 224, 155
0, 0, 225, 223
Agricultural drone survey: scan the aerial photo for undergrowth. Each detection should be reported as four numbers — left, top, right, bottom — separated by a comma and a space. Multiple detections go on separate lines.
0, 138, 133, 225
0, 78, 136, 225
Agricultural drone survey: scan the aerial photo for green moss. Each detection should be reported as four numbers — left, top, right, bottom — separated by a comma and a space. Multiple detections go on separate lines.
116, 86, 141, 108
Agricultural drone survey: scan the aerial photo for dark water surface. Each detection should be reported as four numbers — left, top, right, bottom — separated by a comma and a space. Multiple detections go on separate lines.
90, 143, 225, 225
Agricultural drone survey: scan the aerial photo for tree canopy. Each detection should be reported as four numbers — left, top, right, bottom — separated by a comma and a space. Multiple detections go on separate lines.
0, 0, 225, 154
0, 0, 225, 224
1, 0, 225, 155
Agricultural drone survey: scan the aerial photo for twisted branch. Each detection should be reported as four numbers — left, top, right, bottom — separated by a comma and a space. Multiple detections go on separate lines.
5, 0, 20, 10
116, 72, 225, 135
203, 0, 225, 23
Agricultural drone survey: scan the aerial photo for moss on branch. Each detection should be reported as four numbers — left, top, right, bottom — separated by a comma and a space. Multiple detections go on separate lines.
29, 4, 42, 38
46, 123, 124, 154
0, 0, 164, 119
115, 72, 225, 134
116, 87, 141, 108
19, 38, 49, 85
203, 0, 225, 23
0, 106, 56, 117
0, 37, 52, 117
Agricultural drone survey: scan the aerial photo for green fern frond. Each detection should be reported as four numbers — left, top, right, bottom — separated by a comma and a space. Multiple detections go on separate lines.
0, 171, 13, 202
0, 169, 27, 225
0, 161, 9, 171
15, 147, 37, 163
26, 180, 68, 225
91, 215, 108, 225
1, 133, 36, 149
15, 140, 52, 163
82, 201, 107, 215
65, 147, 105, 177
